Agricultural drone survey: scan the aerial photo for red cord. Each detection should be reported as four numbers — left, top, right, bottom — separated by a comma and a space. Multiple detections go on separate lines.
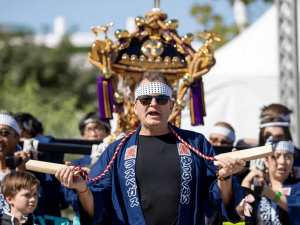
73, 125, 218, 182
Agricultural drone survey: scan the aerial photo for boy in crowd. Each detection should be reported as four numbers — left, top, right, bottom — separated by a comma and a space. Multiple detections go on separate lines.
0, 110, 62, 217
1, 171, 79, 225
0, 110, 32, 213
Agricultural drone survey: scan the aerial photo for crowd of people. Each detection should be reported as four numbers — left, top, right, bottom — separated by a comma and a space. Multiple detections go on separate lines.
0, 71, 299, 224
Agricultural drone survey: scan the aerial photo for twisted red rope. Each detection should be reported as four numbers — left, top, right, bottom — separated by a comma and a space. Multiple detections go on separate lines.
73, 125, 218, 182
73, 129, 136, 182
168, 125, 218, 161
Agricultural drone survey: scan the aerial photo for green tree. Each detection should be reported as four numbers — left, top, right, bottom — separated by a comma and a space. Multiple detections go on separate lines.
0, 35, 98, 137
191, 4, 240, 49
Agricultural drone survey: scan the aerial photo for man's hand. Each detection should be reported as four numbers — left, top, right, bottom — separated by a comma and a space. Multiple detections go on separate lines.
218, 148, 246, 178
55, 162, 87, 192
15, 150, 31, 171
82, 167, 91, 175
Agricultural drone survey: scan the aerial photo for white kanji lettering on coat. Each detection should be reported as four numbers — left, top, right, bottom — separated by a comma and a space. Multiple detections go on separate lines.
127, 185, 137, 198
124, 146, 139, 207
180, 156, 192, 204
125, 159, 135, 169
130, 197, 139, 207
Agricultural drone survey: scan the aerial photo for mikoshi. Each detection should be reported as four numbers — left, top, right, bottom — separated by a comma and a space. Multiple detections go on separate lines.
88, 2, 220, 134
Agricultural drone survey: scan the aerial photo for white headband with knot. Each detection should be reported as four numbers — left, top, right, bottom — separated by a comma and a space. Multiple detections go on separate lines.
260, 114, 291, 122
84, 118, 110, 130
265, 136, 294, 153
210, 126, 235, 142
134, 82, 172, 102
259, 122, 290, 129
0, 114, 20, 136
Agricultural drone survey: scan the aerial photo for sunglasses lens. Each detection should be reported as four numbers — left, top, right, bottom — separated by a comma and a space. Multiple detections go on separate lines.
138, 95, 170, 105
156, 96, 169, 105
139, 96, 152, 105
0, 130, 10, 137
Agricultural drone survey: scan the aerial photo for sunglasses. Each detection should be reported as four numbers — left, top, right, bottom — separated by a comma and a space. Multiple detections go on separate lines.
0, 129, 15, 137
138, 95, 170, 106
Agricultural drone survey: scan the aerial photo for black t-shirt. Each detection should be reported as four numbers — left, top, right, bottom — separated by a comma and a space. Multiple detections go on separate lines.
136, 133, 181, 225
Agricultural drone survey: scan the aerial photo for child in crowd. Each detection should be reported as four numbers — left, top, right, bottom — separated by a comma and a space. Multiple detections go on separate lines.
0, 171, 79, 225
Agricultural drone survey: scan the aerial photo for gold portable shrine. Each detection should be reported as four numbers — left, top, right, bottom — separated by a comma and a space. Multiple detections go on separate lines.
88, 1, 220, 133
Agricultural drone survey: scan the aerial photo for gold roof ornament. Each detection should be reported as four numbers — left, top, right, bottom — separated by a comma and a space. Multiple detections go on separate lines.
88, 1, 220, 133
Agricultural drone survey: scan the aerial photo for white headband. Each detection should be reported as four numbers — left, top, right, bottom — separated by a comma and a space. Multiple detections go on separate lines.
265, 136, 294, 153
210, 126, 235, 142
0, 114, 20, 136
259, 122, 290, 129
84, 118, 110, 130
260, 114, 291, 122
134, 82, 172, 102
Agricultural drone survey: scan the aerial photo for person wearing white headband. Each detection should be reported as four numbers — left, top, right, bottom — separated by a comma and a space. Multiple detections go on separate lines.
0, 110, 21, 162
209, 122, 235, 146
56, 71, 246, 225
0, 110, 33, 215
260, 103, 292, 123
242, 136, 300, 224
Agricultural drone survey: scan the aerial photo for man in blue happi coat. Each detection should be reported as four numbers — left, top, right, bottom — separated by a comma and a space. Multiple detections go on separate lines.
56, 71, 246, 224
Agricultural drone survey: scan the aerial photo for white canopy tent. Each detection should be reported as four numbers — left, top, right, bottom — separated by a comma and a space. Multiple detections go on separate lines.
181, 4, 279, 142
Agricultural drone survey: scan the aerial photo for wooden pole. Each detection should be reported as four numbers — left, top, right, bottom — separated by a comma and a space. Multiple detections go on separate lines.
26, 146, 273, 176
25, 160, 79, 176
213, 145, 273, 166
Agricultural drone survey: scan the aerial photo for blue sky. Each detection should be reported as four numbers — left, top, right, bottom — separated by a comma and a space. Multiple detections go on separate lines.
0, 0, 272, 36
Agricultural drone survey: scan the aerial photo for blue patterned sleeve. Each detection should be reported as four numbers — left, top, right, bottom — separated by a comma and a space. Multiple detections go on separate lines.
200, 137, 244, 221
72, 141, 120, 224
285, 182, 300, 225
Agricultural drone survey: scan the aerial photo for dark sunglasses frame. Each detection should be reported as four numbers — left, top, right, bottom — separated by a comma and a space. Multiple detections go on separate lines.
138, 95, 170, 106
0, 129, 15, 137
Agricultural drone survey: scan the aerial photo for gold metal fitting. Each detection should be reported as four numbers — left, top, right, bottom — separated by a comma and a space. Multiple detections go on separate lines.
183, 73, 194, 84
165, 19, 179, 30
131, 54, 138, 62
114, 92, 124, 104
102, 68, 112, 79
176, 99, 186, 110
115, 29, 129, 39
139, 55, 146, 63
181, 33, 194, 45
121, 53, 129, 61
135, 16, 145, 27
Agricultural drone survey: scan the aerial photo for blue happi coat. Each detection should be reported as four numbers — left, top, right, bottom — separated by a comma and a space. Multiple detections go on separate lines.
73, 125, 244, 224
258, 177, 300, 225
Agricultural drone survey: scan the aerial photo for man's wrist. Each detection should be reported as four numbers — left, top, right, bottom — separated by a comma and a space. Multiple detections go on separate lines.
76, 184, 88, 193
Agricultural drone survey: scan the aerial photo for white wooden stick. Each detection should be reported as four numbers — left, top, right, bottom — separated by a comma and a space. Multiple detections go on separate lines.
213, 145, 273, 166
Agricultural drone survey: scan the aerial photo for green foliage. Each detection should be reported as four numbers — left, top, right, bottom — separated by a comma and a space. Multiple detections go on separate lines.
191, 4, 241, 49
0, 35, 99, 138
0, 73, 80, 137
